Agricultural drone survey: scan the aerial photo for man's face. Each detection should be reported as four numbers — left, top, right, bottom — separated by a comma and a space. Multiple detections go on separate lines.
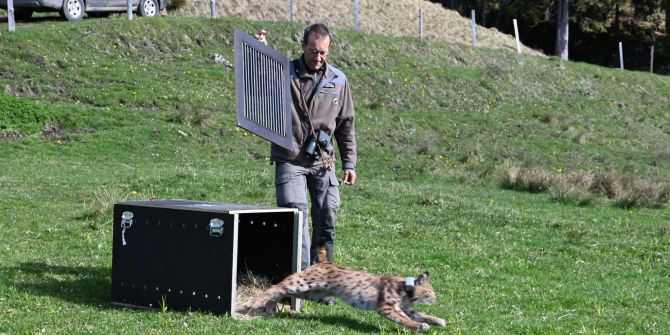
302, 34, 330, 71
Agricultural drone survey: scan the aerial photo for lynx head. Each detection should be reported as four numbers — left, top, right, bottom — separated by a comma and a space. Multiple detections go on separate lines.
404, 272, 437, 305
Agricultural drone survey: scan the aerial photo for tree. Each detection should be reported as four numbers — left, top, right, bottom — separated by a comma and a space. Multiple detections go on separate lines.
429, 0, 669, 72
556, 0, 569, 60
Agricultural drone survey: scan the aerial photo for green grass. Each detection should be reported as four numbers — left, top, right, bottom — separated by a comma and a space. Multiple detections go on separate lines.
1, 16, 669, 334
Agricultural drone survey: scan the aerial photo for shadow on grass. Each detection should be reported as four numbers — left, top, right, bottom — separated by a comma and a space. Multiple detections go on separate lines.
0, 15, 64, 24
276, 312, 381, 333
5, 261, 111, 308
5, 261, 386, 333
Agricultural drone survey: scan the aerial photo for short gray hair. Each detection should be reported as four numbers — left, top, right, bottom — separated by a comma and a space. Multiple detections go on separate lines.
302, 23, 331, 45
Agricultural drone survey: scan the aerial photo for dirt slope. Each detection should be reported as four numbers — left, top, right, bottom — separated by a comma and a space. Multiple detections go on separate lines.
173, 0, 542, 55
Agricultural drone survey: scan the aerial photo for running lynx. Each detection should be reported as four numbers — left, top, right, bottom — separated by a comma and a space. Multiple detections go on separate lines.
245, 246, 446, 332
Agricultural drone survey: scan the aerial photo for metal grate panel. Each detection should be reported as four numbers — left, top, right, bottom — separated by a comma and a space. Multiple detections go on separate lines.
234, 29, 293, 150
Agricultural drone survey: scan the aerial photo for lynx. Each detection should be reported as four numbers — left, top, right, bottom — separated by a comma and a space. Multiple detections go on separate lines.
244, 246, 446, 332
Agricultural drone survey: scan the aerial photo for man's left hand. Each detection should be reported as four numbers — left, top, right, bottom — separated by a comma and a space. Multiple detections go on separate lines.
343, 169, 357, 185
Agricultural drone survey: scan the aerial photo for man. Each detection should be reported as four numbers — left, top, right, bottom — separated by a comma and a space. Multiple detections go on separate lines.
270, 24, 357, 280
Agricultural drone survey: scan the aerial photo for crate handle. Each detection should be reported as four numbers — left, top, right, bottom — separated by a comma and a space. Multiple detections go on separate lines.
120, 211, 134, 246
209, 218, 224, 237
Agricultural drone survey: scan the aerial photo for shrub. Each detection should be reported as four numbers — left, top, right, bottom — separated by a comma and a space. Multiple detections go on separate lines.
499, 164, 670, 209
499, 164, 520, 189
589, 172, 623, 199
615, 177, 670, 209
549, 173, 597, 206
499, 165, 552, 193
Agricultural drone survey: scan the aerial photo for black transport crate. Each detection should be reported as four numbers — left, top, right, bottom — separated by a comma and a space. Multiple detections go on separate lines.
111, 200, 302, 316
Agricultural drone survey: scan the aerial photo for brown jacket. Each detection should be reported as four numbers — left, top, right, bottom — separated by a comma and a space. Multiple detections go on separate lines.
270, 57, 357, 170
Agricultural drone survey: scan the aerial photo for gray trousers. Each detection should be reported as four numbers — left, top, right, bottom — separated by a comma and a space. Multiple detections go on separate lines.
275, 162, 340, 270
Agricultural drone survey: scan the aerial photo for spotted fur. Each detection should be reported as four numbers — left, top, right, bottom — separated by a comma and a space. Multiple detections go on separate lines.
245, 246, 446, 332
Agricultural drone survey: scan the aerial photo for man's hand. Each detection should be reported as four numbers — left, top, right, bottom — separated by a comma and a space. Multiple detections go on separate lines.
343, 169, 357, 185
255, 29, 267, 45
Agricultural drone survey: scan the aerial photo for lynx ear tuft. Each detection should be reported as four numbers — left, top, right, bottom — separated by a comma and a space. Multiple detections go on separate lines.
416, 272, 429, 285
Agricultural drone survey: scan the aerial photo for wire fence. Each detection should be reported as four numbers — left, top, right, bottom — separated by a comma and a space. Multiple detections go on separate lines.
209, 1, 658, 73
3, 0, 659, 73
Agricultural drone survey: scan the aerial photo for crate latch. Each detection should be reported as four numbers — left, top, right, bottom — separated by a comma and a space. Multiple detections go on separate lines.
209, 218, 224, 237
120, 211, 134, 246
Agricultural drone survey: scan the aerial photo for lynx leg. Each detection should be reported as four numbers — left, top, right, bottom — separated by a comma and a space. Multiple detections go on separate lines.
403, 308, 446, 327
264, 301, 279, 316
249, 287, 286, 311
249, 272, 316, 314
378, 304, 430, 332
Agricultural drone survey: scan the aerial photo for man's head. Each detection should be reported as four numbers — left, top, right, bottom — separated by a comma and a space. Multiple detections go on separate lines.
301, 23, 331, 72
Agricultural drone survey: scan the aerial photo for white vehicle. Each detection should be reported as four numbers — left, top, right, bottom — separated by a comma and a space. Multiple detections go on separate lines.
1, 0, 166, 21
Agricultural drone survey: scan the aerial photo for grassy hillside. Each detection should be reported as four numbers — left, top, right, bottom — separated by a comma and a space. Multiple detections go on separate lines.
1, 17, 669, 334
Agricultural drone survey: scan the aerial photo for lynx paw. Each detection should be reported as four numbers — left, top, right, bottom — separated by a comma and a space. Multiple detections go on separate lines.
264, 302, 278, 316
250, 300, 272, 310
417, 323, 430, 332
434, 317, 446, 327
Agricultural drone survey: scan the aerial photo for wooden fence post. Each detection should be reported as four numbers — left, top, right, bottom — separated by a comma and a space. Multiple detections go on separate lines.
419, 7, 424, 39
650, 45, 655, 73
127, 0, 133, 20
210, 0, 217, 19
619, 42, 624, 70
471, 10, 477, 47
290, 0, 294, 22
7, 0, 15, 32
354, 0, 360, 32
513, 19, 521, 53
